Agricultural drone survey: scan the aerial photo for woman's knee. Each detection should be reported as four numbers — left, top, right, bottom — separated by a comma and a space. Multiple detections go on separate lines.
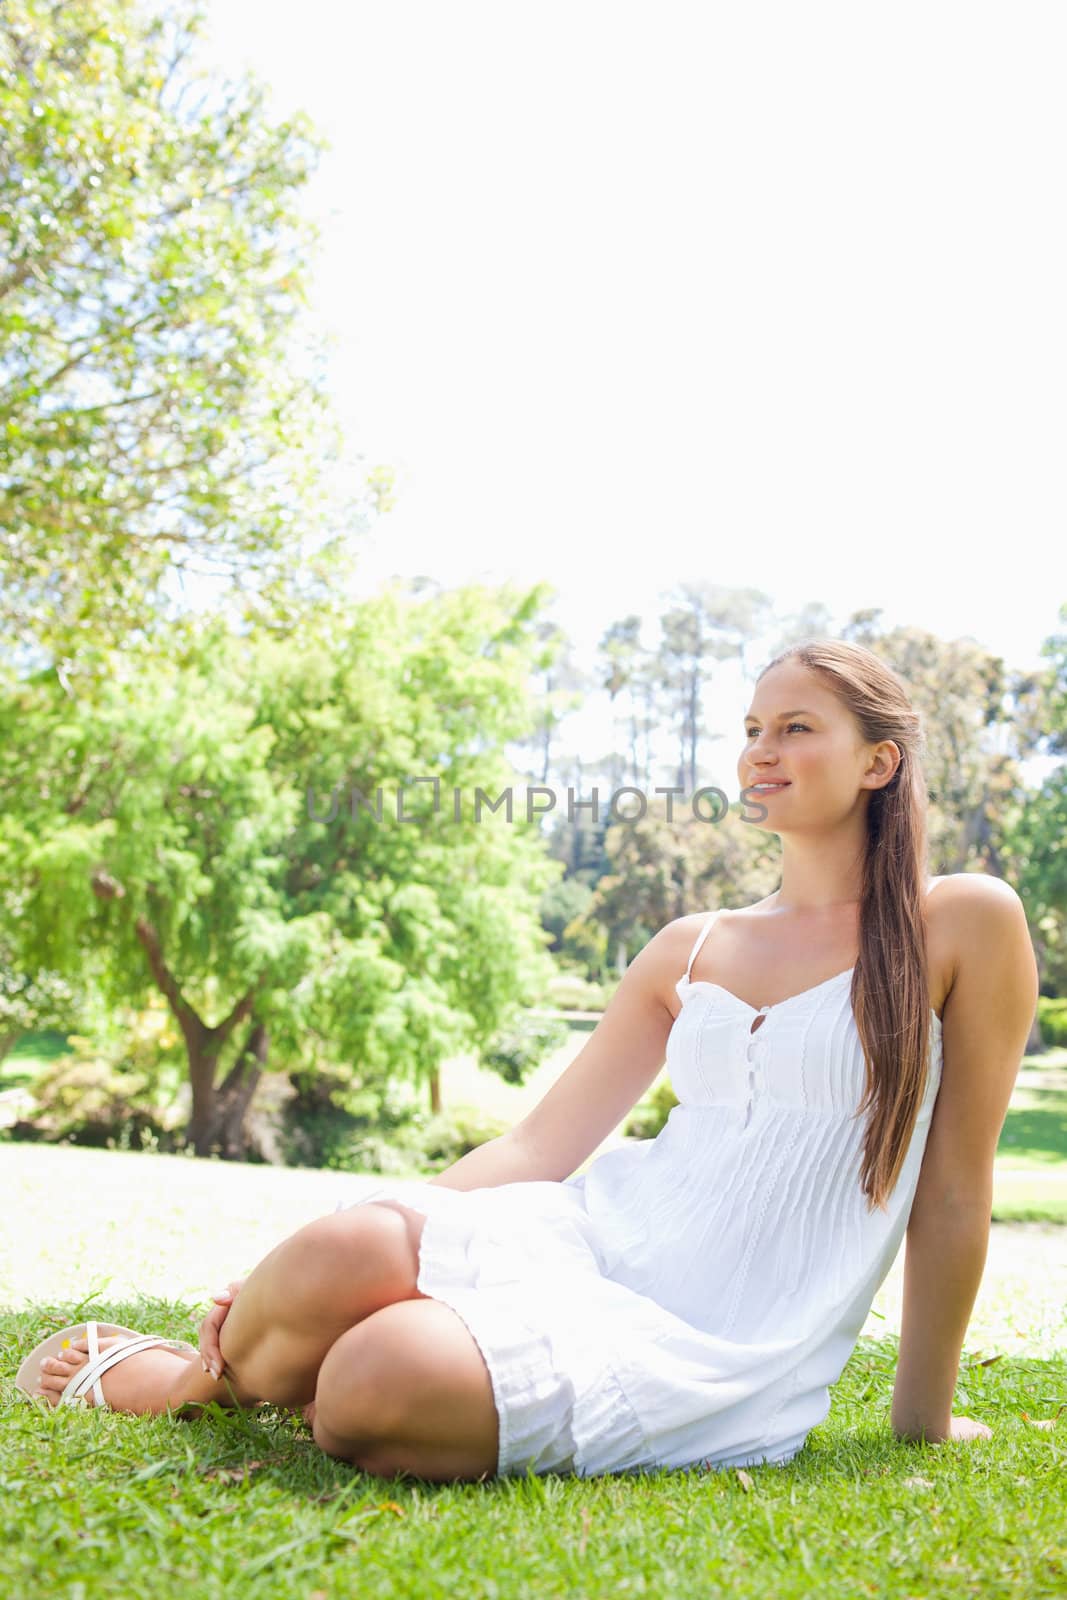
311, 1406, 380, 1467
281, 1205, 421, 1316
311, 1322, 404, 1461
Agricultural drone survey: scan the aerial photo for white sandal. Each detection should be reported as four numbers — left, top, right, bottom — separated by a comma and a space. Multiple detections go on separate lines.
15, 1320, 198, 1410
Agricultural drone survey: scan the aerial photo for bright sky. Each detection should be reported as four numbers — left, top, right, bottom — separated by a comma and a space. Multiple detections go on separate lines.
192, 0, 1065, 784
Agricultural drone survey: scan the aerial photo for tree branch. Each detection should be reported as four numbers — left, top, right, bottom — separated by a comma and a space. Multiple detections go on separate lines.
134, 913, 205, 1047
206, 986, 260, 1052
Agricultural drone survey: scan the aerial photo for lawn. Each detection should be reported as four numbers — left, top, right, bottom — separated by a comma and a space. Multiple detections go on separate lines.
2, 1033, 1066, 1598
3, 1279, 1065, 1599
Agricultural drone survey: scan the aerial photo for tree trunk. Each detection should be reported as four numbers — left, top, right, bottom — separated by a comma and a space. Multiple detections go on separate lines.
186, 1026, 227, 1157
132, 913, 258, 1157
429, 1066, 442, 1115
0, 1030, 21, 1065
207, 1020, 270, 1159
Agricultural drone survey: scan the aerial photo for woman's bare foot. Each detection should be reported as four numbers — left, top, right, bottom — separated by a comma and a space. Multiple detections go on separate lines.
35, 1334, 199, 1415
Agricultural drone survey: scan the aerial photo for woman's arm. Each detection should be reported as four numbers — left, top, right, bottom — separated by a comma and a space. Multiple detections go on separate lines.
890, 1207, 991, 1442
890, 876, 1038, 1443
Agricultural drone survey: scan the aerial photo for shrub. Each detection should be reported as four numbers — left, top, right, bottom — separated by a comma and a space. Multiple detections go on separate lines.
10, 1001, 185, 1150
623, 1076, 678, 1140
277, 1065, 425, 1173
482, 1013, 570, 1085
276, 1069, 513, 1176
413, 1102, 513, 1166
1037, 995, 1067, 1048
545, 972, 609, 1011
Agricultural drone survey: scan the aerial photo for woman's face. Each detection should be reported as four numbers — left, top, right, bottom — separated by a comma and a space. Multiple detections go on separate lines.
736, 662, 889, 831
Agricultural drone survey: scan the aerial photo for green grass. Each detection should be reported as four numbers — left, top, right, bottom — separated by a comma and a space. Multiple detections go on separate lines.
6, 1028, 72, 1060
2, 1294, 1065, 1599
2, 1025, 1066, 1597
997, 1093, 1067, 1166
991, 1175, 1067, 1224
1, 1029, 70, 1090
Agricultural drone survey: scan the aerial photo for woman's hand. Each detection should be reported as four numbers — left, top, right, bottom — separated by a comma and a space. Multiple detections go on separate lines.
198, 1280, 245, 1380
947, 1414, 993, 1443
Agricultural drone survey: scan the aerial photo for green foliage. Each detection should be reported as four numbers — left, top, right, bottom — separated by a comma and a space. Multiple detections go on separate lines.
544, 971, 609, 1010
274, 1062, 422, 1174
623, 1076, 679, 1140
481, 1013, 570, 1086
1037, 997, 1067, 1048
0, 584, 564, 1150
0, 951, 86, 1045
0, 0, 361, 663
13, 999, 185, 1149
1005, 644, 1067, 995
277, 1102, 423, 1177
559, 906, 610, 975
275, 1069, 512, 1175
539, 876, 596, 965
415, 1102, 515, 1164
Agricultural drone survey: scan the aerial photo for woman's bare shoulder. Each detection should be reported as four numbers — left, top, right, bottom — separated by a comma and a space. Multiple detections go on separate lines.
927, 871, 1027, 989
928, 872, 1025, 939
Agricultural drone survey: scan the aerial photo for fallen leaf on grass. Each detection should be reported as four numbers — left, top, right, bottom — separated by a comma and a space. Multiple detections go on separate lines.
201, 1456, 286, 1484
901, 1476, 934, 1488
335, 1501, 406, 1528
328, 1503, 407, 1544
735, 1469, 754, 1492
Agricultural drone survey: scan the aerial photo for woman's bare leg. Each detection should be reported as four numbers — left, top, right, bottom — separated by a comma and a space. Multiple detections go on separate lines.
35, 1204, 425, 1417
214, 1203, 426, 1408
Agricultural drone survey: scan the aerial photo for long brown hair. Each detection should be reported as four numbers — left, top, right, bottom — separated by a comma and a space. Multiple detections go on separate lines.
754, 639, 933, 1215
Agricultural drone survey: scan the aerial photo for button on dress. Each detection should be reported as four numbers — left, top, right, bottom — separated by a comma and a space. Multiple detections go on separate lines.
333, 909, 944, 1478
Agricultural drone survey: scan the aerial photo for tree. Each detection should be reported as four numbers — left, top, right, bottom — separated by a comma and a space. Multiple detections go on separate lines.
583, 791, 778, 977
0, 0, 366, 671
599, 614, 653, 794
513, 614, 587, 787
655, 582, 773, 795
851, 622, 1039, 878
1000, 605, 1067, 1008
0, 583, 564, 1155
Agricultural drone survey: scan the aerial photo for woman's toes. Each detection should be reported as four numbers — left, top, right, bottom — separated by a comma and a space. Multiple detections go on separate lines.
44, 1344, 89, 1373
34, 1344, 91, 1408
36, 1344, 91, 1400
49, 1333, 190, 1415
33, 1336, 112, 1406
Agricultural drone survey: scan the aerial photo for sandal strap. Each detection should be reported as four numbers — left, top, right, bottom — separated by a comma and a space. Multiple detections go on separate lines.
86, 1320, 102, 1406
61, 1333, 178, 1408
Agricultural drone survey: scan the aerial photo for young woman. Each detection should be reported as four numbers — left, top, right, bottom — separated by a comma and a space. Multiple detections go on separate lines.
22, 639, 1038, 1483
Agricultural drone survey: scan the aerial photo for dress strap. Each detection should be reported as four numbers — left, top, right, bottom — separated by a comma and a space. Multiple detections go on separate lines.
684, 910, 720, 982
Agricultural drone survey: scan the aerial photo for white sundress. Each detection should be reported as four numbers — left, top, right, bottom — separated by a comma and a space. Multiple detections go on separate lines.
334, 909, 943, 1479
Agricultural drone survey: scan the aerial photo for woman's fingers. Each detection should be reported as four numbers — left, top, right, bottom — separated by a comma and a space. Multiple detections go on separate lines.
199, 1279, 247, 1377
199, 1300, 230, 1378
